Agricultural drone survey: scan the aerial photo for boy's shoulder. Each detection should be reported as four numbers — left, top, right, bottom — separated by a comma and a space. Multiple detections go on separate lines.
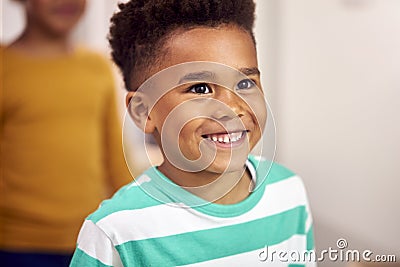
247, 154, 297, 185
249, 155, 309, 203
87, 172, 161, 224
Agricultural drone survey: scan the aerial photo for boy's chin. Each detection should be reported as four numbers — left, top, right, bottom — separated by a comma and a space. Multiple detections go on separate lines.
206, 154, 249, 175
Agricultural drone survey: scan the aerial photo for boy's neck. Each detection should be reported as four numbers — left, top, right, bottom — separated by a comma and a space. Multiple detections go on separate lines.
10, 26, 74, 57
158, 161, 253, 205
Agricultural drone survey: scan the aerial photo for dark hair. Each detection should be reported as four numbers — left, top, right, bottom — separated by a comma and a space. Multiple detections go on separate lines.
109, 0, 256, 91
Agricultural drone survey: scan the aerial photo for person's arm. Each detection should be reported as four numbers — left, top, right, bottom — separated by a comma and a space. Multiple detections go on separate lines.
70, 220, 123, 267
102, 64, 132, 195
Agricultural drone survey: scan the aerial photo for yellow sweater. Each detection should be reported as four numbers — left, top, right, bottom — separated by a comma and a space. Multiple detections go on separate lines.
0, 46, 132, 252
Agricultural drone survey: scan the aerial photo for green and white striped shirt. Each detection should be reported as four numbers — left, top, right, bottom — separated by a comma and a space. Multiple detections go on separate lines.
70, 155, 315, 266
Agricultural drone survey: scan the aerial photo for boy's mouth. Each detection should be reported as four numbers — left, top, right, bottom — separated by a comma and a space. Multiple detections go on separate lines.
201, 131, 248, 148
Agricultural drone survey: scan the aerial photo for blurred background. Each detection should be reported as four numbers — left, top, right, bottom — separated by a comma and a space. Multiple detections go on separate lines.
2, 0, 399, 266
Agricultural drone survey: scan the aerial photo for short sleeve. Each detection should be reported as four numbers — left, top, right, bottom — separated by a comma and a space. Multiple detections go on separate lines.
70, 220, 123, 267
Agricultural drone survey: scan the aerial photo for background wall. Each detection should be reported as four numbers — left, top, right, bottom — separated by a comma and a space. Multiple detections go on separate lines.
2, 0, 399, 265
255, 0, 400, 265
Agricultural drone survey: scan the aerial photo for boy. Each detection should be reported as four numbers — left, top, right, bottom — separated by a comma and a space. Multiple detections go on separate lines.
1, 0, 131, 266
70, 0, 315, 266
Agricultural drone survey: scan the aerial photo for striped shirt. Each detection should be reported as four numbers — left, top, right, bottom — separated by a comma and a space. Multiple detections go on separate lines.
70, 155, 315, 266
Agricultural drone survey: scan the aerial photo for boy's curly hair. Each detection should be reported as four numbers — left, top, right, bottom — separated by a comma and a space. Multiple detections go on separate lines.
109, 0, 256, 91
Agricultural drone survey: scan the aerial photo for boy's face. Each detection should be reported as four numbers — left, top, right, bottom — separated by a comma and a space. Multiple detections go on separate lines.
25, 0, 86, 36
129, 26, 267, 176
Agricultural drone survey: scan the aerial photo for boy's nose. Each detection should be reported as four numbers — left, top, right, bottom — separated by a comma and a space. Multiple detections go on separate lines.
211, 88, 245, 121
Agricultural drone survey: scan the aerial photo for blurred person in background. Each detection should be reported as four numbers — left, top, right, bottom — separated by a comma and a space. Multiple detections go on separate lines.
0, 0, 132, 266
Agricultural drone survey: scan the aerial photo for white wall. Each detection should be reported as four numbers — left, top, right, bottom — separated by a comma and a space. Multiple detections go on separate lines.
258, 0, 400, 264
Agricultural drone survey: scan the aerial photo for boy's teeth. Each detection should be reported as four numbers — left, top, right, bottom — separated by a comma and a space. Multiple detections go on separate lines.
205, 132, 244, 144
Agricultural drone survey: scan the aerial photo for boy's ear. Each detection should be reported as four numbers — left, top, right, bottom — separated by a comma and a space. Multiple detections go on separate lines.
126, 92, 156, 134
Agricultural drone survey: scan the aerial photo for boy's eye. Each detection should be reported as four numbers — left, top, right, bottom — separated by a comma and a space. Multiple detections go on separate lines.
236, 79, 256, 90
188, 83, 212, 94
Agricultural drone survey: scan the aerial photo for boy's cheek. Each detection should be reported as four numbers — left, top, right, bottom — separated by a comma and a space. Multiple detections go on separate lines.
239, 93, 268, 135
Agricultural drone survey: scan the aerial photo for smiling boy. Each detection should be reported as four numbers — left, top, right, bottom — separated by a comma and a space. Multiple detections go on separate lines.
70, 0, 315, 266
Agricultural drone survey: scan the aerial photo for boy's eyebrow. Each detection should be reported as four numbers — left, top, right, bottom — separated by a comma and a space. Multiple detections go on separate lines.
238, 67, 260, 76
177, 67, 260, 84
178, 71, 215, 83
